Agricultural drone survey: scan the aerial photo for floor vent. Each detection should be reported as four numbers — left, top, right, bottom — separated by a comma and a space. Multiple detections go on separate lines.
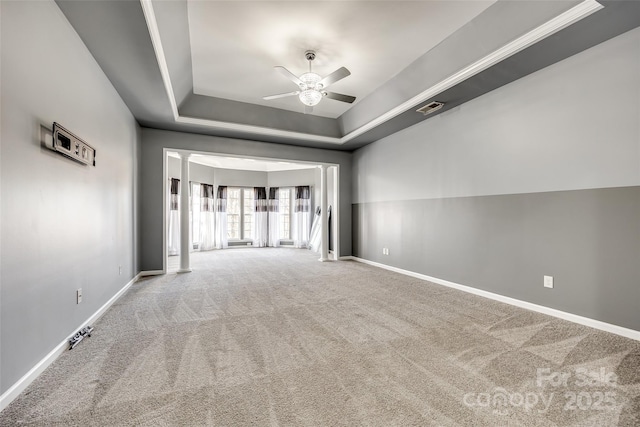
69, 326, 94, 350
416, 101, 444, 116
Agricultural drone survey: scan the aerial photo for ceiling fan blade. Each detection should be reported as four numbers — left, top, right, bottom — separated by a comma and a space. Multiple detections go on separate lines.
318, 67, 350, 88
304, 105, 314, 114
324, 91, 356, 104
263, 91, 300, 100
274, 66, 303, 86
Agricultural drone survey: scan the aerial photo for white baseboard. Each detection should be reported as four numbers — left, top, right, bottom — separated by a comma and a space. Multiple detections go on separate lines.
0, 271, 150, 412
346, 256, 640, 341
138, 269, 164, 277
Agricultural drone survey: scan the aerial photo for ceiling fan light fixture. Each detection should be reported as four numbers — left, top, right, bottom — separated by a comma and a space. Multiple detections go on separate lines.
299, 71, 323, 106
300, 72, 321, 86
299, 89, 322, 106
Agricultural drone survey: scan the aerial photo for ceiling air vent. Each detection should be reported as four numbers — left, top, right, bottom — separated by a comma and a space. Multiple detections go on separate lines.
416, 101, 444, 116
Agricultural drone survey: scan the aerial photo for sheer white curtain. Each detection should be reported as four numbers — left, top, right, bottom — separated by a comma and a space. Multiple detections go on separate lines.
253, 187, 268, 247
168, 178, 180, 255
190, 183, 201, 251
267, 187, 280, 247
215, 185, 228, 249
292, 185, 311, 248
199, 184, 215, 251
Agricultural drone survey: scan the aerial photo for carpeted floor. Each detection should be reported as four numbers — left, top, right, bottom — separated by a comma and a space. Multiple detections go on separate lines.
1, 248, 638, 426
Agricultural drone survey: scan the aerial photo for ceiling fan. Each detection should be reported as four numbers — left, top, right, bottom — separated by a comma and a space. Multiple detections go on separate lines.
263, 50, 356, 113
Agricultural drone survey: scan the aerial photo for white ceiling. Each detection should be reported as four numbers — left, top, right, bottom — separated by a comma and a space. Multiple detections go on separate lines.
188, 0, 496, 118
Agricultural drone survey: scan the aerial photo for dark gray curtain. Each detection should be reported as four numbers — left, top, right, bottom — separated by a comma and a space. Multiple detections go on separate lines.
215, 185, 228, 249
254, 187, 267, 212
293, 186, 311, 248
216, 185, 227, 213
294, 185, 310, 212
268, 187, 280, 247
268, 187, 279, 212
201, 184, 214, 211
199, 184, 215, 251
254, 187, 268, 247
168, 178, 180, 255
170, 178, 180, 210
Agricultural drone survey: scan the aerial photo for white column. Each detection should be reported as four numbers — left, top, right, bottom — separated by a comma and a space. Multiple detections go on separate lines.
330, 166, 340, 260
319, 165, 329, 262
178, 153, 192, 273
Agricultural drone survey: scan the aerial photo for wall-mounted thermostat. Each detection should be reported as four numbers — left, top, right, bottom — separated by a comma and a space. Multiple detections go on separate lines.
51, 122, 96, 166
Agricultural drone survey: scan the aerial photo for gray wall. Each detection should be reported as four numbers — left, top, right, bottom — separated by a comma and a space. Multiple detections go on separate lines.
168, 160, 319, 192
169, 160, 317, 189
140, 129, 352, 270
167, 157, 316, 187
0, 0, 141, 394
190, 162, 216, 185
267, 169, 316, 188
216, 168, 267, 188
167, 157, 216, 185
352, 27, 640, 331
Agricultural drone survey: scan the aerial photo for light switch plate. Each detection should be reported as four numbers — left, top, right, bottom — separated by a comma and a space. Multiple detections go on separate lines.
544, 276, 554, 288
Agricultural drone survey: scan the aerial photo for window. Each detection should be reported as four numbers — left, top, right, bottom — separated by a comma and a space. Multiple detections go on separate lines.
243, 188, 254, 239
191, 182, 201, 248
227, 188, 241, 239
226, 187, 254, 240
279, 188, 292, 240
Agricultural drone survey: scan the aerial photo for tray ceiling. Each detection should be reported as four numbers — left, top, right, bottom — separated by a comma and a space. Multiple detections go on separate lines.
55, 0, 640, 150
188, 1, 494, 118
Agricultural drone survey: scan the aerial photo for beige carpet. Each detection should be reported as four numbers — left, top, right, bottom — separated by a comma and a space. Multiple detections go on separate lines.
1, 248, 639, 426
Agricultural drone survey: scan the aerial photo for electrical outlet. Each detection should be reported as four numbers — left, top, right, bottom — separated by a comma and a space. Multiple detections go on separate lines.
544, 276, 554, 289
118, 265, 122, 275
382, 248, 390, 255
77, 288, 83, 304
